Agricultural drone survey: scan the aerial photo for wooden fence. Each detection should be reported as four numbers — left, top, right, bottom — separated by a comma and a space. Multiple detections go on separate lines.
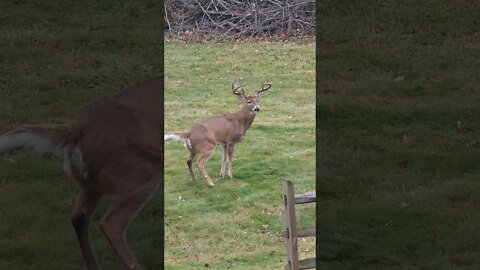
282, 180, 316, 270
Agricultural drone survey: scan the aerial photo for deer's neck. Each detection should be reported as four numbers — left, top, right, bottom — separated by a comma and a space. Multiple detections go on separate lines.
233, 106, 256, 134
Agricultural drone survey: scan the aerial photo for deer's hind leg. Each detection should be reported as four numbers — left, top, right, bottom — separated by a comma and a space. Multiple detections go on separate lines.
100, 184, 157, 270
187, 150, 196, 181
71, 190, 102, 270
194, 142, 216, 187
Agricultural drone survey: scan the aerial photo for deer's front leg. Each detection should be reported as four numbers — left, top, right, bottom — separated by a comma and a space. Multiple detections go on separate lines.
226, 143, 235, 179
220, 144, 227, 178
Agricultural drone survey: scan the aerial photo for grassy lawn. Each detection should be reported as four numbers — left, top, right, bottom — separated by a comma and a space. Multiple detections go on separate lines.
0, 1, 161, 269
318, 1, 480, 269
164, 42, 315, 269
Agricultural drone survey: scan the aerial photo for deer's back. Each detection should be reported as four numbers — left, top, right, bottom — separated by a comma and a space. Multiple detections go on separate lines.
189, 113, 244, 145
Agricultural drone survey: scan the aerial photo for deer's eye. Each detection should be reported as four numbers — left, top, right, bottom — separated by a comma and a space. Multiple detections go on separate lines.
247, 101, 252, 104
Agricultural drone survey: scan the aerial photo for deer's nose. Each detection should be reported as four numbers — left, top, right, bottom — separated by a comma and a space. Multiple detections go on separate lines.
254, 106, 260, 112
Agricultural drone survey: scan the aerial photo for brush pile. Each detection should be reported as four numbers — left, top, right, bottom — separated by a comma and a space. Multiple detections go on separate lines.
164, 0, 315, 40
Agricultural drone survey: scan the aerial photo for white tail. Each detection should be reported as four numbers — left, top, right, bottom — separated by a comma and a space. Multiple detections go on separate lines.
0, 124, 69, 156
0, 77, 163, 270
165, 79, 271, 187
164, 132, 186, 142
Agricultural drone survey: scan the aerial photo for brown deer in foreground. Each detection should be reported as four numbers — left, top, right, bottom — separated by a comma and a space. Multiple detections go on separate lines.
0, 78, 163, 270
165, 80, 271, 187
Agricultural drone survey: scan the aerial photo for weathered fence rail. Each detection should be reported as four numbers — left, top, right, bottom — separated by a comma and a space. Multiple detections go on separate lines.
282, 180, 316, 269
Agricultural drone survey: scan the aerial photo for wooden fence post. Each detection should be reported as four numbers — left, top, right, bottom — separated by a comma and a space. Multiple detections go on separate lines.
282, 180, 316, 270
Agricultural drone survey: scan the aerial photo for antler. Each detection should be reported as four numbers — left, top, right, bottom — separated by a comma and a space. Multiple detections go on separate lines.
256, 78, 271, 97
232, 81, 245, 96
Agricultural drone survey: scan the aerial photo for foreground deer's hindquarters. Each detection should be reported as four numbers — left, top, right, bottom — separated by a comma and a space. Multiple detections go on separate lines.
165, 79, 271, 187
0, 78, 163, 270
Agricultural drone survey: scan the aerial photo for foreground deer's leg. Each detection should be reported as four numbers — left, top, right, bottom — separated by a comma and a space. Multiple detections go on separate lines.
187, 151, 196, 181
220, 144, 227, 178
71, 191, 102, 270
99, 185, 156, 270
226, 143, 235, 179
195, 147, 216, 187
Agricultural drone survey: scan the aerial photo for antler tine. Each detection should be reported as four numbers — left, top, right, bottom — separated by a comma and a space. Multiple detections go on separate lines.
232, 81, 245, 95
257, 77, 272, 93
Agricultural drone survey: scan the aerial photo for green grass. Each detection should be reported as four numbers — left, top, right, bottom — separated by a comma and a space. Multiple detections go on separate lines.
318, 1, 480, 269
164, 42, 315, 269
0, 1, 161, 269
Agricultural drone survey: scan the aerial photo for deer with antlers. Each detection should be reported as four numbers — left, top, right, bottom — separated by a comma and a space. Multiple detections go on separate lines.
165, 79, 271, 187
0, 77, 162, 270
